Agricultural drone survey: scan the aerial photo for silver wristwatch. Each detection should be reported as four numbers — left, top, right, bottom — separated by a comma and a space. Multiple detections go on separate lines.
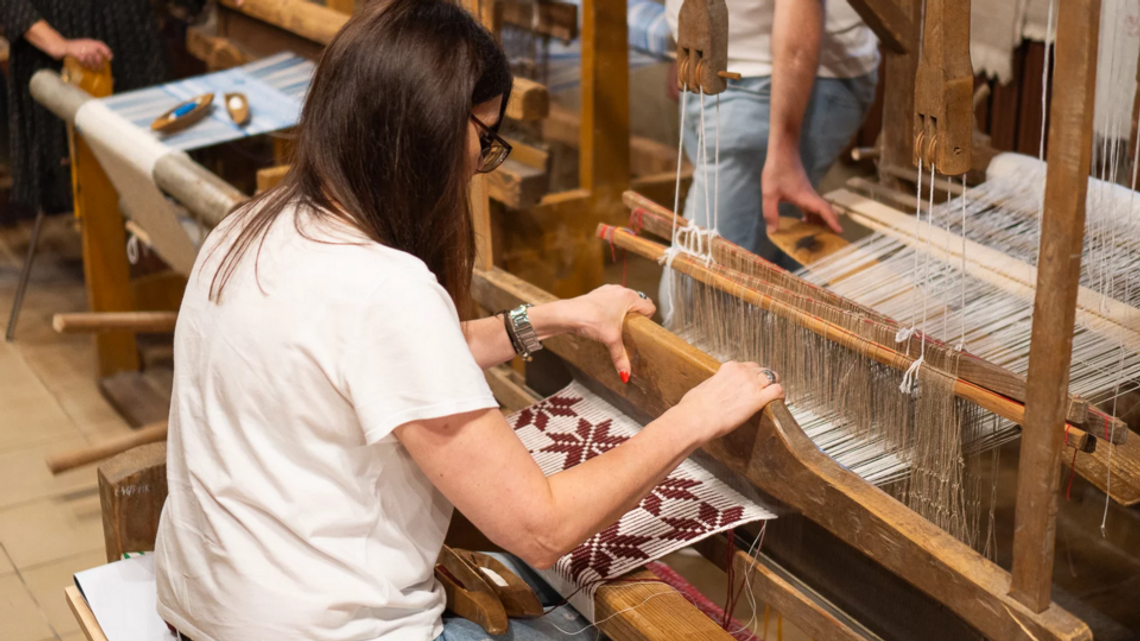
507, 304, 543, 361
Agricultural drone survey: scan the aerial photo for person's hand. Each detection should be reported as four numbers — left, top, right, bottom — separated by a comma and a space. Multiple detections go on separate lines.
761, 146, 842, 235
673, 361, 784, 441
62, 39, 112, 69
551, 285, 656, 381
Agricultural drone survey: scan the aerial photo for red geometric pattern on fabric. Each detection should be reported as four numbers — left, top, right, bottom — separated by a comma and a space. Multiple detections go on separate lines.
640, 476, 703, 516
513, 395, 584, 432
660, 502, 748, 542
567, 522, 653, 584
539, 418, 626, 467
505, 381, 776, 621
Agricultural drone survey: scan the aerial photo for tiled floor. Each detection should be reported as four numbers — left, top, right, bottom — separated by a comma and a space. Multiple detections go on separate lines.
0, 217, 135, 641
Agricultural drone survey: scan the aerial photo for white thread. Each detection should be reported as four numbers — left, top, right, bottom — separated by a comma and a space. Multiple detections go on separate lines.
899, 354, 925, 394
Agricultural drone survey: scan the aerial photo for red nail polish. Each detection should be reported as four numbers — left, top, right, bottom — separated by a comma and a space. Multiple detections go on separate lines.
620, 371, 630, 384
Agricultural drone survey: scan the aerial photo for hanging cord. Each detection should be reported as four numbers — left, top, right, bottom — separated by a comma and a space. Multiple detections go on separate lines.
957, 176, 968, 351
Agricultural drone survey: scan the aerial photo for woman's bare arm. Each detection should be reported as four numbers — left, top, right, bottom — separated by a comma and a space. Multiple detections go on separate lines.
394, 361, 783, 568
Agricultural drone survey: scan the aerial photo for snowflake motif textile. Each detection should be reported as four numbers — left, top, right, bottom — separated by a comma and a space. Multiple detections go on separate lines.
505, 381, 776, 621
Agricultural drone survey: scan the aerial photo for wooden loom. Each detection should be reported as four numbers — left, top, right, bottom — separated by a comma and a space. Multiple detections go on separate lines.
42, 1, 1124, 639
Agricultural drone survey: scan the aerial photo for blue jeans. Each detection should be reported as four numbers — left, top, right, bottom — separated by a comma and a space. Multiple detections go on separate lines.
657, 72, 878, 315
435, 554, 595, 640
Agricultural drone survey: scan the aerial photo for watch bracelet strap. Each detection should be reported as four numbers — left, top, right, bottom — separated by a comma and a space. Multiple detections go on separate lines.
501, 309, 525, 356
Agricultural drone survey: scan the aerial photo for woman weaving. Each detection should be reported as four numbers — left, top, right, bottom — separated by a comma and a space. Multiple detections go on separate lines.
153, 1, 783, 639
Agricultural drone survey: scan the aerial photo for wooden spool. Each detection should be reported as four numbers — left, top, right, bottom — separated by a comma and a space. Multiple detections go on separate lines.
151, 93, 214, 135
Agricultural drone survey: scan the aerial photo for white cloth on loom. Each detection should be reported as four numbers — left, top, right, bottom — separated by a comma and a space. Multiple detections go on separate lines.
154, 202, 498, 641
973, 0, 1140, 138
74, 100, 200, 275
664, 0, 880, 79
504, 381, 776, 622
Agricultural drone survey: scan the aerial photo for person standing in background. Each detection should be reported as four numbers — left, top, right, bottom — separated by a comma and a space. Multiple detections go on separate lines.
0, 0, 202, 223
664, 0, 880, 266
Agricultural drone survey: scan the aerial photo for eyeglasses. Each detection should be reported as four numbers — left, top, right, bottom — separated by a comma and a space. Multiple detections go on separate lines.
469, 115, 512, 174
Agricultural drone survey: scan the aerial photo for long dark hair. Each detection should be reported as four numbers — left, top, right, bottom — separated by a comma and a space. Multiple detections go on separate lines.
207, 0, 512, 316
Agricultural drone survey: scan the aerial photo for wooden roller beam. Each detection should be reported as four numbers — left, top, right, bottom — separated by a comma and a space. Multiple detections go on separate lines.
52, 312, 177, 334
845, 0, 914, 54
471, 265, 1090, 641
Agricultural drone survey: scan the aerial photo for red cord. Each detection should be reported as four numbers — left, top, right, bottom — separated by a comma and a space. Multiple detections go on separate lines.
1065, 446, 1079, 501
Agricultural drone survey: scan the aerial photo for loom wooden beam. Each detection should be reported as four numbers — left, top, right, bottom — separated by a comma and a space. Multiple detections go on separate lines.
913, 0, 973, 175
845, 0, 914, 54
878, 0, 921, 186
500, 0, 578, 41
185, 25, 249, 71
471, 265, 1091, 641
544, 105, 682, 178
1011, 0, 1103, 614
212, 0, 548, 121
485, 159, 550, 209
691, 535, 881, 641
594, 569, 734, 641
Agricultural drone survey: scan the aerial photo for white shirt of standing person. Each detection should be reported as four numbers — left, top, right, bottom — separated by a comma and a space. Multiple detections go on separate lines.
665, 0, 881, 79
154, 202, 499, 641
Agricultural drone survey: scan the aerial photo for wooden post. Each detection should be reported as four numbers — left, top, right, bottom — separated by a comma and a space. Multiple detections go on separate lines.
578, 0, 629, 196
65, 62, 140, 377
878, 0, 921, 186
98, 442, 168, 562
1010, 0, 1101, 613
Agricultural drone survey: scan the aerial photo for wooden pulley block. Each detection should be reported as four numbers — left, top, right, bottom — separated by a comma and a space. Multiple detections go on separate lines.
914, 0, 974, 176
676, 0, 731, 94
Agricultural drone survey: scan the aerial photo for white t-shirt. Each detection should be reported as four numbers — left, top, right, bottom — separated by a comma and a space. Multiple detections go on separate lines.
665, 0, 880, 79
154, 201, 498, 641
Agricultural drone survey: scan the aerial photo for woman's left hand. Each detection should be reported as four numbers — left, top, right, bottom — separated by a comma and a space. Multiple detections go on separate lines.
553, 285, 656, 382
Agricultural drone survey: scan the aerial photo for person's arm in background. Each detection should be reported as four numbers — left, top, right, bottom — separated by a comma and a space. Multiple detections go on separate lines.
762, 0, 842, 234
0, 0, 112, 69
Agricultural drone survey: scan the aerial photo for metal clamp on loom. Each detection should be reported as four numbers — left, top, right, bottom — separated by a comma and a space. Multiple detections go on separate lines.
675, 0, 740, 94
913, 0, 974, 176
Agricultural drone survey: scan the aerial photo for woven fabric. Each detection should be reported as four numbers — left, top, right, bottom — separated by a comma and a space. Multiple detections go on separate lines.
505, 381, 776, 621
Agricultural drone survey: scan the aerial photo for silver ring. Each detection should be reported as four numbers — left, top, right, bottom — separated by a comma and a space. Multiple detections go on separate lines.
636, 291, 648, 300
759, 368, 777, 385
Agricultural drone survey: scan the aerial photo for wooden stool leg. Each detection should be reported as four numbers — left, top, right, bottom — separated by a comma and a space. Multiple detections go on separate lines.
5, 208, 46, 342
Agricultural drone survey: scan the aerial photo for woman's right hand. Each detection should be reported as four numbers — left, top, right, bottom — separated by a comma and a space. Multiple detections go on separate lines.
61, 39, 113, 68
673, 361, 784, 442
